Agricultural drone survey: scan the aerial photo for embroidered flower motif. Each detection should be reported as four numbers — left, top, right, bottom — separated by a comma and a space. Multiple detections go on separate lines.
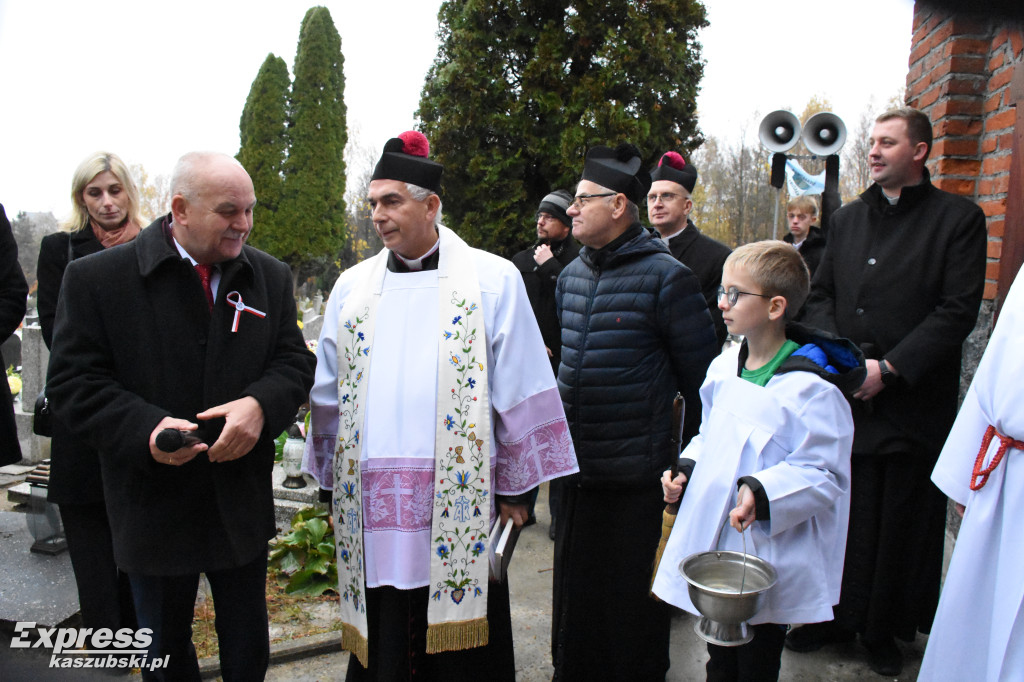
354, 430, 360, 444
452, 315, 462, 324
341, 481, 357, 500
357, 331, 364, 341
467, 377, 476, 389
444, 414, 455, 430
356, 371, 363, 382
443, 331, 452, 340
431, 590, 441, 602
449, 354, 461, 367
362, 347, 370, 356
472, 541, 486, 556
340, 548, 351, 563
341, 394, 349, 404
436, 544, 450, 559
467, 303, 478, 312
344, 320, 354, 330
441, 507, 449, 518
474, 586, 483, 597
454, 471, 471, 490
473, 506, 481, 517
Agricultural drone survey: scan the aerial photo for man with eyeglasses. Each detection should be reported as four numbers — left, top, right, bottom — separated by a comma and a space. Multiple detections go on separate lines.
551, 143, 718, 681
511, 189, 580, 538
647, 151, 732, 346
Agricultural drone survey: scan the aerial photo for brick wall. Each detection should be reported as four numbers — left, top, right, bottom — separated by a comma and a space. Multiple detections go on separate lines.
906, 6, 1023, 302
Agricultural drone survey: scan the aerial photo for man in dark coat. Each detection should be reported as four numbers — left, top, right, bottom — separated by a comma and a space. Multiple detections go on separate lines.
511, 189, 580, 373
46, 152, 316, 681
511, 189, 579, 537
789, 108, 987, 676
0, 204, 26, 465
552, 143, 718, 681
783, 195, 826, 278
647, 151, 732, 346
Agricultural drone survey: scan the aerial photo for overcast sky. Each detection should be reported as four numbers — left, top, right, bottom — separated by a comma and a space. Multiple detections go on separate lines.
0, 0, 914, 220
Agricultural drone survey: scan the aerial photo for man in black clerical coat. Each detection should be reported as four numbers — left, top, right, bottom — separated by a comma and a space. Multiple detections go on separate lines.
647, 152, 731, 346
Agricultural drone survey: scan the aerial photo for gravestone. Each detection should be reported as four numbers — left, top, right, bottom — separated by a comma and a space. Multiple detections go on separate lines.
15, 323, 48, 464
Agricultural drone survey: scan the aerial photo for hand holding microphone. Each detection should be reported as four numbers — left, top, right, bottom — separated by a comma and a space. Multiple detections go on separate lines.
149, 416, 207, 466
155, 429, 204, 452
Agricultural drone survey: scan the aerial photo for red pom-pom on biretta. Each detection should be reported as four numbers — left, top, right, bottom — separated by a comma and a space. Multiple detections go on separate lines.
398, 131, 430, 158
659, 151, 686, 170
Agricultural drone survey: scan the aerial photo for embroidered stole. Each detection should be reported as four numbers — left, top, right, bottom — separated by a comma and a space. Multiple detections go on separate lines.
333, 225, 492, 666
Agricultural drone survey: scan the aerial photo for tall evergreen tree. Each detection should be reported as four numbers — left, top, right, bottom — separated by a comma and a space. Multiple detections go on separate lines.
279, 6, 347, 282
418, 0, 708, 255
237, 54, 290, 256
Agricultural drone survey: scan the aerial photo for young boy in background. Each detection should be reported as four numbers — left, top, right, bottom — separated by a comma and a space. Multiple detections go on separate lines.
651, 241, 864, 681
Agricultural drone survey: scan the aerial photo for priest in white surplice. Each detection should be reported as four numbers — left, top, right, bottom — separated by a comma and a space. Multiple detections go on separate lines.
919, 268, 1024, 682
303, 131, 578, 682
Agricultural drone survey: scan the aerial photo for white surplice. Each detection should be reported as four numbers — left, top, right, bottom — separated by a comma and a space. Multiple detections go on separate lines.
920, 272, 1024, 682
651, 345, 853, 625
304, 238, 578, 589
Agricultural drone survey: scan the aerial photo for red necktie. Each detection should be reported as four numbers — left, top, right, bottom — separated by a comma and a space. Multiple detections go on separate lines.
194, 264, 214, 312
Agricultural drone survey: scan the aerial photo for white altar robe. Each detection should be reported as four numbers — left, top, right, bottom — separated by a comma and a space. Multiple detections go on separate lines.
920, 271, 1024, 682
304, 244, 578, 589
651, 345, 853, 625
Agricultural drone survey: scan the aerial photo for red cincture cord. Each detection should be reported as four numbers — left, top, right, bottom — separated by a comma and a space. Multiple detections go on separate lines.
970, 425, 1024, 491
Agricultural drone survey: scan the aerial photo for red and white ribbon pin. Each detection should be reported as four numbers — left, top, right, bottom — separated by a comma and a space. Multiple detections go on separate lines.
226, 291, 267, 332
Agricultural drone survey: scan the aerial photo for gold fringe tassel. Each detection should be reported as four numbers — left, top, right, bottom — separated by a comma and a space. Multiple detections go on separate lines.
425, 617, 490, 654
341, 623, 369, 669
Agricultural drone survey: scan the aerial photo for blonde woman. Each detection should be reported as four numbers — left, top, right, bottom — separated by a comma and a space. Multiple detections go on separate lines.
37, 151, 144, 633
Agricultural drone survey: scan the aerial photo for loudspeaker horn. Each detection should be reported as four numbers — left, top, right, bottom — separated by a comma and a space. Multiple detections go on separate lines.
803, 112, 847, 156
758, 110, 802, 153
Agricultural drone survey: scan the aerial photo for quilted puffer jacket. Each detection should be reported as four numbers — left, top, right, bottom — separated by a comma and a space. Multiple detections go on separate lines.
556, 224, 718, 489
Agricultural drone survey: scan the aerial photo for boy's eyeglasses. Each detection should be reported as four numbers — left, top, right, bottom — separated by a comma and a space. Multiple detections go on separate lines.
717, 286, 772, 306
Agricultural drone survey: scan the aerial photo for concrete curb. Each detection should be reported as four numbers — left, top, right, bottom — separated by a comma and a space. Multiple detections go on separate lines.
199, 631, 343, 679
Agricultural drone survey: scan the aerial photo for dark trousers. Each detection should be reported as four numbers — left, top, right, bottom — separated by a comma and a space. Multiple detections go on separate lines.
345, 582, 515, 682
128, 551, 269, 682
835, 451, 946, 642
706, 623, 788, 682
59, 502, 137, 632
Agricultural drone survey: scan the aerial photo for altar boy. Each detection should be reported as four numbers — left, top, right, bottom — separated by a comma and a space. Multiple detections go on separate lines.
651, 241, 863, 681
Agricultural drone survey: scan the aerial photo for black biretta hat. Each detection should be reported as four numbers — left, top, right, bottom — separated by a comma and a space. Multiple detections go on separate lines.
371, 131, 443, 194
580, 143, 651, 204
649, 151, 697, 193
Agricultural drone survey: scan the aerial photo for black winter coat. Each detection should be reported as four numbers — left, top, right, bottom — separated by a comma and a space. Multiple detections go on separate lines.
784, 225, 826, 278
46, 216, 316, 574
0, 205, 27, 466
37, 227, 106, 503
664, 220, 732, 346
556, 224, 718, 488
802, 175, 986, 454
511, 235, 581, 372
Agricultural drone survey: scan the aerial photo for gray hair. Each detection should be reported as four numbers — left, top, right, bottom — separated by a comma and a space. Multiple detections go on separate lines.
625, 200, 640, 223
171, 152, 245, 201
406, 183, 443, 226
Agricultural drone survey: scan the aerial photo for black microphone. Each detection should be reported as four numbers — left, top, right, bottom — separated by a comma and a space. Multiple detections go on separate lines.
155, 429, 204, 453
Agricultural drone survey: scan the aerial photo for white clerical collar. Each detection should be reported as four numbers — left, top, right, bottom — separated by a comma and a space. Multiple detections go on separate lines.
659, 222, 690, 244
394, 238, 440, 272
